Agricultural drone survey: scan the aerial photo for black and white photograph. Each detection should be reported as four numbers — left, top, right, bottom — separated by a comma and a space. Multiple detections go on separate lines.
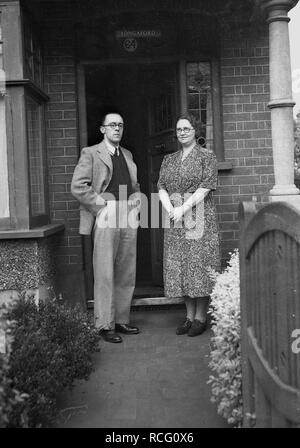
0, 0, 300, 435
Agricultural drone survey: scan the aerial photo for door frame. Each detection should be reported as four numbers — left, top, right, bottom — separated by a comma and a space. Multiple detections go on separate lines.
77, 55, 224, 160
76, 57, 188, 302
76, 55, 222, 303
76, 56, 189, 144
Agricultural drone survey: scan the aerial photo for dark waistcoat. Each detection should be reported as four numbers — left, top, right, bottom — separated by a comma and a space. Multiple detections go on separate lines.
105, 149, 133, 200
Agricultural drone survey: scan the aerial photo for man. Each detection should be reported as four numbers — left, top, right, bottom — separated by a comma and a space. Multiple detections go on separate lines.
71, 112, 140, 343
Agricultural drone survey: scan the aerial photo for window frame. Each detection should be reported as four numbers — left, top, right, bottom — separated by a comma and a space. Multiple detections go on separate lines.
179, 57, 225, 162
25, 88, 49, 228
0, 2, 50, 231
22, 10, 49, 228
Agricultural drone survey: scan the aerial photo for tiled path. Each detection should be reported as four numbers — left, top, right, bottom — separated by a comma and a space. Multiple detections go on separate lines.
56, 307, 228, 428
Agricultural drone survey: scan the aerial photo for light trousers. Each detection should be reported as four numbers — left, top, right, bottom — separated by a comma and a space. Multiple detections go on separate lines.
92, 201, 138, 330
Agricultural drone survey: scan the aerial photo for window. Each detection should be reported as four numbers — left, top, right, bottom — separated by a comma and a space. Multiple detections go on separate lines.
186, 62, 213, 149
0, 12, 9, 221
0, 3, 50, 231
26, 95, 47, 219
184, 59, 225, 162
23, 13, 43, 89
23, 15, 49, 227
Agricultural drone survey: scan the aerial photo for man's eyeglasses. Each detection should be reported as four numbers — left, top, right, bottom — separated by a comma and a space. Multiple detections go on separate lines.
103, 122, 124, 129
176, 127, 194, 134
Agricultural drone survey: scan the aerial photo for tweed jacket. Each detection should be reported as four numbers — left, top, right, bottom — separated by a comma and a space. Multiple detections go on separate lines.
71, 140, 140, 235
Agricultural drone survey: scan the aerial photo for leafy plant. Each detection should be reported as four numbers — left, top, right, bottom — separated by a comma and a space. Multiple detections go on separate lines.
294, 117, 300, 181
2, 295, 100, 427
207, 249, 243, 426
0, 311, 29, 428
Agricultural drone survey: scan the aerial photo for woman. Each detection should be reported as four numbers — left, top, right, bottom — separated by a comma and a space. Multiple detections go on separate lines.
157, 114, 220, 336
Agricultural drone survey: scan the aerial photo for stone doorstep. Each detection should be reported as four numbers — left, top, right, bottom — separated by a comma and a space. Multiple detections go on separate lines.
1, 291, 184, 308
87, 296, 185, 309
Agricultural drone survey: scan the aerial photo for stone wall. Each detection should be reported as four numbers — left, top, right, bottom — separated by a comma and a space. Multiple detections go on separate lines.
0, 237, 57, 305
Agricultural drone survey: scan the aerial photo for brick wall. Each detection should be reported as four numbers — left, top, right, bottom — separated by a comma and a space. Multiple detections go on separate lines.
216, 28, 274, 262
43, 10, 83, 273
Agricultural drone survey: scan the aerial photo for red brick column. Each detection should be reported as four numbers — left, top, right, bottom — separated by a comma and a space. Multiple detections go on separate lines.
217, 28, 274, 261
44, 23, 82, 270
42, 6, 85, 303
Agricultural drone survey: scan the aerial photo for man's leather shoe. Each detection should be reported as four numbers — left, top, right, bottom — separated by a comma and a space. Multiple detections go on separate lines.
101, 330, 122, 343
115, 323, 140, 334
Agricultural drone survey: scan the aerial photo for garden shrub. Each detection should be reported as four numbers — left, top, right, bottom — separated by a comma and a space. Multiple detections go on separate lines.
207, 249, 243, 427
0, 351, 29, 428
2, 295, 100, 428
0, 312, 29, 428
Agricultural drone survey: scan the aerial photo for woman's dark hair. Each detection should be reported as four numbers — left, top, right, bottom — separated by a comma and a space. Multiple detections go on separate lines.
175, 113, 201, 138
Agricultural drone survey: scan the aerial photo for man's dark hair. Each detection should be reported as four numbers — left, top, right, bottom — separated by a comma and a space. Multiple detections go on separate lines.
101, 111, 124, 126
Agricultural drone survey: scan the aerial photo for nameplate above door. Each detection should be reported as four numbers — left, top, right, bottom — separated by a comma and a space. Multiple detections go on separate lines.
76, 21, 177, 60
115, 30, 162, 54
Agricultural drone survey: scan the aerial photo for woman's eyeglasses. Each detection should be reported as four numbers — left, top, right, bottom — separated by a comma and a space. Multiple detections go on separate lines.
103, 122, 124, 129
176, 127, 194, 134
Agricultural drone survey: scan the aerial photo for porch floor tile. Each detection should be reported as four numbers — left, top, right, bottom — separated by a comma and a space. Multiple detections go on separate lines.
56, 308, 228, 428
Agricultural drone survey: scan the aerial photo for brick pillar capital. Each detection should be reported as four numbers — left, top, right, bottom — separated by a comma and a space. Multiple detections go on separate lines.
260, 0, 299, 15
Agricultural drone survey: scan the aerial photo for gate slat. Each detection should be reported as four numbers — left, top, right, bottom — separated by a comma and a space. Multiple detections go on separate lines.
269, 232, 277, 369
294, 243, 300, 388
265, 231, 272, 366
259, 238, 265, 359
271, 406, 289, 428
256, 240, 262, 348
275, 231, 289, 386
254, 376, 271, 427
290, 241, 298, 388
248, 327, 300, 424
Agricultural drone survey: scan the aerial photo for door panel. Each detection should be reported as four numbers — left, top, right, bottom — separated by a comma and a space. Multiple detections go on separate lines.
145, 64, 180, 285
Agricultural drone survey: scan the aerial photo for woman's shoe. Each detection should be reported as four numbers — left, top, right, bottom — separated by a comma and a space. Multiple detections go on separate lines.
176, 318, 193, 335
187, 319, 207, 337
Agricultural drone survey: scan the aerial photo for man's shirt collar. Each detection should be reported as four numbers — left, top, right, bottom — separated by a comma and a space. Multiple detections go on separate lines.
105, 139, 120, 156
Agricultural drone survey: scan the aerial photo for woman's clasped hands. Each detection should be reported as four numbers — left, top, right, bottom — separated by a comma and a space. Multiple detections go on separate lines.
168, 205, 186, 224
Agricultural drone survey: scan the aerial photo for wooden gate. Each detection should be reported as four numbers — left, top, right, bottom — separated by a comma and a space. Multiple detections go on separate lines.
239, 201, 300, 427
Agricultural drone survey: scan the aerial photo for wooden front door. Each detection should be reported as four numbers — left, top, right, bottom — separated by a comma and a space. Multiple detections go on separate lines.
79, 61, 183, 299
144, 64, 180, 285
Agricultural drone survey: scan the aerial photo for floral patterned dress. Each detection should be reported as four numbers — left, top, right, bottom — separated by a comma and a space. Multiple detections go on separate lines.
157, 144, 220, 298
